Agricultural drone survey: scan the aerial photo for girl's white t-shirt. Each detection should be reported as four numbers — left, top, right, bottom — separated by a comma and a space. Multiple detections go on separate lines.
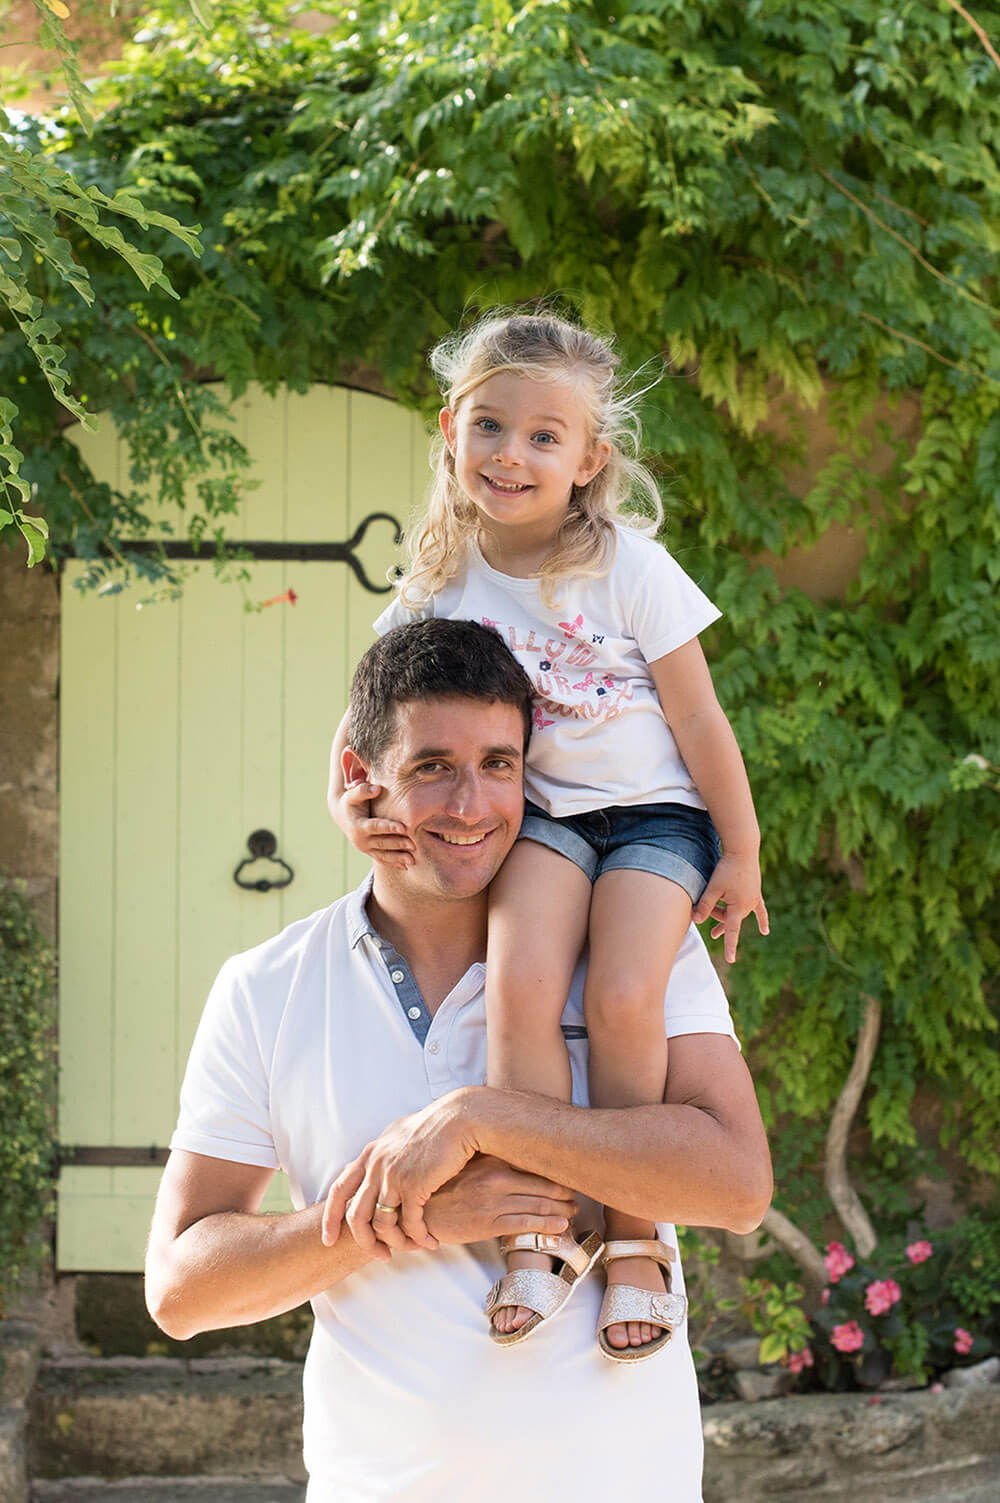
374, 525, 721, 818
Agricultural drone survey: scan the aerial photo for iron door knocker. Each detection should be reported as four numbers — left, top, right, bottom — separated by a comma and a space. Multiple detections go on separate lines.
234, 829, 294, 893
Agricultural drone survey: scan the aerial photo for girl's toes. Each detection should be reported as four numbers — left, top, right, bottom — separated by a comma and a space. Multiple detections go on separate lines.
641, 1322, 654, 1345
627, 1321, 642, 1346
607, 1321, 629, 1349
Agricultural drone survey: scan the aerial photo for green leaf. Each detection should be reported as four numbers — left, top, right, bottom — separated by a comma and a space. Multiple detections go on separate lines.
17, 517, 48, 567
758, 1333, 786, 1365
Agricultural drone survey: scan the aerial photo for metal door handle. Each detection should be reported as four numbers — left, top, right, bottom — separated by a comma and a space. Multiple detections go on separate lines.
234, 829, 294, 892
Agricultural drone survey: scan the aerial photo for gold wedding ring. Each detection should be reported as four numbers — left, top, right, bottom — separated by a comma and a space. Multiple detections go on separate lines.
374, 1200, 400, 1215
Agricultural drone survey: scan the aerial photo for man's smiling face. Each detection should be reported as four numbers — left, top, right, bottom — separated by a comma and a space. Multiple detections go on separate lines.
365, 695, 525, 903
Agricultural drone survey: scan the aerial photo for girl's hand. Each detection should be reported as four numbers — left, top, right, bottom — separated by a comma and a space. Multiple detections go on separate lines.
338, 779, 415, 868
321, 1090, 478, 1257
692, 853, 769, 964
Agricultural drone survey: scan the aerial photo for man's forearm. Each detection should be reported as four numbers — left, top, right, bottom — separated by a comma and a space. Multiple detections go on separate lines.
460, 1047, 771, 1233
148, 1201, 371, 1341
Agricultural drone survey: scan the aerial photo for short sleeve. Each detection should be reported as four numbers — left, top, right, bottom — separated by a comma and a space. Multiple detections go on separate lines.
626, 538, 722, 664
663, 924, 739, 1046
170, 958, 280, 1168
372, 591, 434, 637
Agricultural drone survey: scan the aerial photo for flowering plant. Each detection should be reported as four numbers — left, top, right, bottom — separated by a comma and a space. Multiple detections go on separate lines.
811, 1228, 994, 1385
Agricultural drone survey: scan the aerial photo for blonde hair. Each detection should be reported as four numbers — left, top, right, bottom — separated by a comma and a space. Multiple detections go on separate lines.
399, 310, 664, 609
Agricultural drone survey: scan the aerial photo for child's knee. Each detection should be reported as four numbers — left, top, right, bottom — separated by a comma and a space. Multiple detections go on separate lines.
584, 980, 665, 1043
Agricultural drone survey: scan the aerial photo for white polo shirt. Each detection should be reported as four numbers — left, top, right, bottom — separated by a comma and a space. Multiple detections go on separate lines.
171, 877, 738, 1501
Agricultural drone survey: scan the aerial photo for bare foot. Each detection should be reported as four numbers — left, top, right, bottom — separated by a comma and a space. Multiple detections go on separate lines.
603, 1255, 667, 1350
490, 1249, 553, 1335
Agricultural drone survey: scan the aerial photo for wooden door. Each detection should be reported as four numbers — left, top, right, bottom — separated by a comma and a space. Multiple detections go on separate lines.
58, 385, 427, 1269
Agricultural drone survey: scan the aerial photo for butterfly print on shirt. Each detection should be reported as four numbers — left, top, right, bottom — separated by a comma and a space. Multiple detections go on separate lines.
558, 614, 584, 638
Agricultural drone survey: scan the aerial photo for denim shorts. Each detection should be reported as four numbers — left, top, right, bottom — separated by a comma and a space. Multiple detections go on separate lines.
518, 800, 721, 903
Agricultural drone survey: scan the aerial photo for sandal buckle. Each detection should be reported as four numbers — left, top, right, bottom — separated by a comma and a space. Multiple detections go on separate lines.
528, 1233, 562, 1253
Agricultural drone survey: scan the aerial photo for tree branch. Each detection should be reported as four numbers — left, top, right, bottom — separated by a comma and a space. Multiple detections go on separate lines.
945, 0, 1000, 75
825, 994, 881, 1257
759, 1207, 828, 1287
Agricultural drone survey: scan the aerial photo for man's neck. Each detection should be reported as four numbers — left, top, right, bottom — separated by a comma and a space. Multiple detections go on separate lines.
366, 878, 488, 1013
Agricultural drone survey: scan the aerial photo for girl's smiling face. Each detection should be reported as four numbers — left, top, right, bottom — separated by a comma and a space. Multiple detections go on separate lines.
439, 370, 610, 553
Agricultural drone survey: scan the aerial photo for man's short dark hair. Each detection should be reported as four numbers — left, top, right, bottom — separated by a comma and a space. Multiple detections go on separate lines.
349, 618, 534, 767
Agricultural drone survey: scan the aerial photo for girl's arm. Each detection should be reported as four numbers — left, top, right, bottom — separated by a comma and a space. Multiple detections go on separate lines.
648, 638, 768, 962
327, 709, 415, 868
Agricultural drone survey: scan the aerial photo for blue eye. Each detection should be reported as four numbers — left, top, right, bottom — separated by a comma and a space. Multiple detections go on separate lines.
477, 418, 500, 433
533, 431, 557, 444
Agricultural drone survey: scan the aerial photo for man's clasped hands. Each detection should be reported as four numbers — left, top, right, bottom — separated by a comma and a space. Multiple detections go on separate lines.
320, 1088, 572, 1262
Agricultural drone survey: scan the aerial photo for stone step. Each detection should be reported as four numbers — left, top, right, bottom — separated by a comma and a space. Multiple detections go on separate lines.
33, 1480, 305, 1502
28, 1358, 306, 1484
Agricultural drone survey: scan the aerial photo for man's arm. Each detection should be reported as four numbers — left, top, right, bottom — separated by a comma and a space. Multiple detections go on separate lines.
145, 1151, 373, 1341
325, 1034, 772, 1252
146, 1149, 578, 1341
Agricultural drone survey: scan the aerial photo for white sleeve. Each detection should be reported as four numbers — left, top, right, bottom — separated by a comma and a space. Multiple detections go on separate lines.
170, 958, 280, 1168
372, 590, 434, 637
664, 924, 739, 1046
629, 541, 722, 664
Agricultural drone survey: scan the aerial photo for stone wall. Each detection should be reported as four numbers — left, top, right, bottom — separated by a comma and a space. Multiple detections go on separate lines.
703, 1384, 1000, 1501
0, 547, 59, 938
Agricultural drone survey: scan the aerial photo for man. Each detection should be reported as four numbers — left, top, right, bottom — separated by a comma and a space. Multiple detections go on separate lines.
147, 618, 771, 1501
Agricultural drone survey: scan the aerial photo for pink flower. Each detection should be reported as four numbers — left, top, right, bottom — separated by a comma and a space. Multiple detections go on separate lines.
954, 1327, 974, 1355
821, 1287, 831, 1306
824, 1241, 855, 1282
931, 1382, 944, 1394
788, 1347, 814, 1373
831, 1320, 865, 1354
905, 1240, 933, 1265
865, 1279, 902, 1316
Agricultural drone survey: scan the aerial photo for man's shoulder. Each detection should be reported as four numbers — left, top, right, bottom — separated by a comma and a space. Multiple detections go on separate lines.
224, 885, 363, 995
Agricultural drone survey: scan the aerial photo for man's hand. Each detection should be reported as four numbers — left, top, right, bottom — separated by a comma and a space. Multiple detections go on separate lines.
425, 1157, 576, 1246
321, 1089, 478, 1257
336, 778, 415, 869
692, 851, 769, 964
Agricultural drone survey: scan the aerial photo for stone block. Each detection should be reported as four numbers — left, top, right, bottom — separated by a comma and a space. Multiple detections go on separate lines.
829, 1401, 924, 1460
0, 1404, 28, 1503
941, 1356, 1000, 1390
733, 1368, 794, 1402
715, 1335, 761, 1370
703, 1398, 811, 1457
0, 1321, 43, 1405
28, 1356, 307, 1482
0, 550, 59, 624
74, 1274, 312, 1360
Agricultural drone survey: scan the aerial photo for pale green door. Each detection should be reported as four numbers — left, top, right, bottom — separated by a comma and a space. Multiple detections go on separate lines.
58, 384, 428, 1270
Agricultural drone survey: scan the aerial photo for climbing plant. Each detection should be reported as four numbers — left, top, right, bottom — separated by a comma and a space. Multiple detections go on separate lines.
0, 880, 56, 1310
2, 0, 998, 1237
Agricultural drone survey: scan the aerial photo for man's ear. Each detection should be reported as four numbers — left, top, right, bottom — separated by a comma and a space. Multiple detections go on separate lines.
342, 746, 372, 788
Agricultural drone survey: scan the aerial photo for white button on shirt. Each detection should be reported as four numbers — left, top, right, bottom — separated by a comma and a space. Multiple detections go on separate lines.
171, 875, 737, 1500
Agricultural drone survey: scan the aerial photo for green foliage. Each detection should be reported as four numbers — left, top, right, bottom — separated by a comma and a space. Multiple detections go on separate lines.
742, 1277, 812, 1364
676, 1227, 740, 1353
0, 881, 56, 1312
3, 0, 999, 1210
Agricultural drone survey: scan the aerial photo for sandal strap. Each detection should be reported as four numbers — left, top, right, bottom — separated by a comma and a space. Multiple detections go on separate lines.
499, 1229, 603, 1279
602, 1239, 676, 1272
598, 1283, 688, 1334
485, 1268, 576, 1321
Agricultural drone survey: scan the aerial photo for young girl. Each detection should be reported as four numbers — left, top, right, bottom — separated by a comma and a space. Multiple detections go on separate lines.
329, 312, 767, 1361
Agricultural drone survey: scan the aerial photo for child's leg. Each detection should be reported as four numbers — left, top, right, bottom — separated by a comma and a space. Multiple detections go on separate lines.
487, 838, 592, 1334
584, 870, 693, 1352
